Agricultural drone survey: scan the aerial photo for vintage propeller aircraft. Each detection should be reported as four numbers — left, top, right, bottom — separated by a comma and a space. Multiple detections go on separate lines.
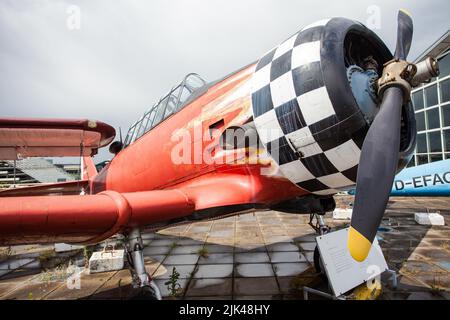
0, 10, 439, 299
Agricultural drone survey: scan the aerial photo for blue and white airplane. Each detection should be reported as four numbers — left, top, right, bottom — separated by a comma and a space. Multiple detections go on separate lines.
349, 159, 450, 197
391, 159, 450, 196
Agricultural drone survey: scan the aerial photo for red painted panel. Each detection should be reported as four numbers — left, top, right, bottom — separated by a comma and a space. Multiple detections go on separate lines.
0, 118, 115, 159
0, 189, 194, 245
96, 64, 256, 193
0, 180, 89, 197
177, 166, 307, 211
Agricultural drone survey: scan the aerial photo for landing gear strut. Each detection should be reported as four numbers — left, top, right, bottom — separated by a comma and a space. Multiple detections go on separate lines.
124, 228, 162, 300
308, 213, 330, 235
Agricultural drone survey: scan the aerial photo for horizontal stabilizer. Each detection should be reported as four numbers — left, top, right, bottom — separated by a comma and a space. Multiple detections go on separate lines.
0, 118, 115, 159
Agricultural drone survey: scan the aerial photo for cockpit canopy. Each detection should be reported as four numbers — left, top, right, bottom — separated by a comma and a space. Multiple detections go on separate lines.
124, 73, 206, 147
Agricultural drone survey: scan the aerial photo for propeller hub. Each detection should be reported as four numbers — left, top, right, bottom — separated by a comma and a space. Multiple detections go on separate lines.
378, 59, 417, 103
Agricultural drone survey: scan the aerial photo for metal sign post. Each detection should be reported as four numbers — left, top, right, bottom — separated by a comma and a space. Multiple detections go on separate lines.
13, 159, 16, 188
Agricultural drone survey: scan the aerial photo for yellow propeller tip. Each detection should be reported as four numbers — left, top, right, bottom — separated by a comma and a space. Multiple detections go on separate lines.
348, 227, 372, 262
399, 8, 412, 17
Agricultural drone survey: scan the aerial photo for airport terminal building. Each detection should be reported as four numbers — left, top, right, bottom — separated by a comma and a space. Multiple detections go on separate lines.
409, 29, 450, 166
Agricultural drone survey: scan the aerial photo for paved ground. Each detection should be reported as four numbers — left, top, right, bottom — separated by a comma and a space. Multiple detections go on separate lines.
0, 195, 449, 300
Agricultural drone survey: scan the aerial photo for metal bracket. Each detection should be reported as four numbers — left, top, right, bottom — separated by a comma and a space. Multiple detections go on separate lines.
384, 269, 398, 289
303, 269, 398, 300
411, 57, 440, 87
378, 59, 417, 103
303, 286, 346, 300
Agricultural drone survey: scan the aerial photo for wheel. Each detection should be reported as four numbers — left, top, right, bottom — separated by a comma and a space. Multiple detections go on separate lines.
132, 282, 162, 300
132, 285, 159, 300
313, 246, 328, 282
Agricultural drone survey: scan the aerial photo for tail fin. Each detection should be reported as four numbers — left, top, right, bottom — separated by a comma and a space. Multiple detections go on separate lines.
81, 156, 98, 180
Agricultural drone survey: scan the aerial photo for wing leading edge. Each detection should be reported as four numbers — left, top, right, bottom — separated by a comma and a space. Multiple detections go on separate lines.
0, 189, 194, 246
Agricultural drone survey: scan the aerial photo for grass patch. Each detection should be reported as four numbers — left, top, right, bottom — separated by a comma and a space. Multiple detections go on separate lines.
196, 247, 209, 258
83, 246, 94, 267
38, 249, 56, 264
169, 242, 178, 250
0, 246, 12, 261
40, 263, 78, 282
164, 267, 183, 297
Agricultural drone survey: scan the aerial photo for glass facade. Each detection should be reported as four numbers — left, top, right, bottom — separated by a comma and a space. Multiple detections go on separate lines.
409, 50, 450, 167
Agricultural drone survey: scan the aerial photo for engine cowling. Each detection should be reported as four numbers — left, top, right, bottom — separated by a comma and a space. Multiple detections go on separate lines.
250, 17, 416, 196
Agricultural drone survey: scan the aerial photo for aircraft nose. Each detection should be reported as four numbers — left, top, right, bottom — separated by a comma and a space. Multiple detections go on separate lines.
250, 17, 415, 195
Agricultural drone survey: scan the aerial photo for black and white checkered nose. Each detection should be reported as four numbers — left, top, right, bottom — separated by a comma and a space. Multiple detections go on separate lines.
250, 18, 397, 196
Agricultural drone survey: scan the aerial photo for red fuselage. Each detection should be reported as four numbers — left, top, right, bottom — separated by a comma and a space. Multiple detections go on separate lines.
92, 64, 306, 211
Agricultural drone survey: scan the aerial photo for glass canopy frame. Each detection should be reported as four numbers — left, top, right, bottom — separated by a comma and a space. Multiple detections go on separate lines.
123, 73, 206, 147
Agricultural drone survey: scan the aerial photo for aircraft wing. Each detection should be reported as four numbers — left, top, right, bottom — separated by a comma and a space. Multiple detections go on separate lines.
0, 118, 115, 160
0, 189, 195, 246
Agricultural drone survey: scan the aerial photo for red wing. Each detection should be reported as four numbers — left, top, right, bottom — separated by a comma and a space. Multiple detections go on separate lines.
0, 171, 306, 246
0, 179, 90, 197
0, 118, 115, 159
0, 189, 194, 246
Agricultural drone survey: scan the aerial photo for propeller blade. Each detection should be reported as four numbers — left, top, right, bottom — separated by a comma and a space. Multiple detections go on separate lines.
348, 87, 403, 261
348, 9, 414, 262
394, 9, 413, 60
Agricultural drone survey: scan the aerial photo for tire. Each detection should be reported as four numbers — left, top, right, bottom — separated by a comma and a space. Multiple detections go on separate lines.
132, 284, 160, 300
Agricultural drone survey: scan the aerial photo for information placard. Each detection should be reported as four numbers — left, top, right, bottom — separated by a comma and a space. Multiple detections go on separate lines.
316, 227, 388, 296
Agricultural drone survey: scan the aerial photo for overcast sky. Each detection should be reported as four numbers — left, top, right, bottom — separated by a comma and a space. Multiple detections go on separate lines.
1, 0, 449, 163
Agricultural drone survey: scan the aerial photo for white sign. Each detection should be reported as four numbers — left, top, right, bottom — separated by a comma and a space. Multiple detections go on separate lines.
316, 227, 388, 296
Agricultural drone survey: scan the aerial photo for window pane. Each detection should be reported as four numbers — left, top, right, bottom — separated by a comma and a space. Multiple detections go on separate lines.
177, 86, 192, 111
428, 131, 442, 152
163, 95, 177, 119
424, 84, 438, 107
171, 86, 181, 102
417, 154, 428, 165
426, 107, 440, 130
415, 111, 425, 131
438, 52, 450, 78
124, 125, 136, 146
151, 97, 168, 128
130, 128, 138, 144
446, 153, 450, 159
136, 113, 150, 138
443, 105, 450, 127
145, 109, 157, 133
412, 91, 424, 111
131, 118, 144, 143
145, 105, 156, 132
407, 156, 415, 167
416, 133, 427, 153
444, 129, 450, 152
441, 79, 450, 104
185, 74, 205, 89
430, 154, 443, 162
